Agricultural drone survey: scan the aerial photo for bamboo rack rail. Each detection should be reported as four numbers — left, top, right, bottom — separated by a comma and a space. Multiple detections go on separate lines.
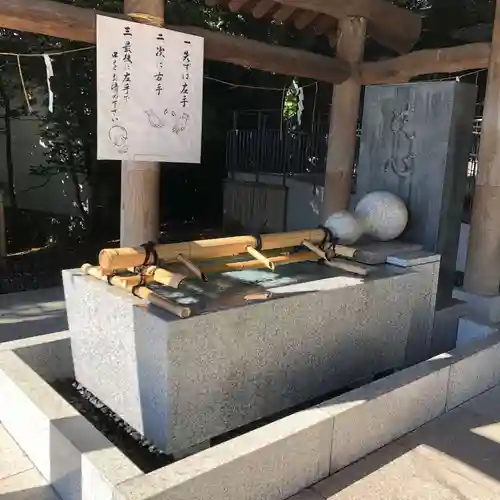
99, 229, 358, 273
81, 264, 192, 319
85, 230, 369, 318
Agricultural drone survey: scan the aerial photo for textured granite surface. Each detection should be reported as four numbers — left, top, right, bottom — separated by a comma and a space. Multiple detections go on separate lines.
390, 254, 440, 366
65, 262, 430, 453
321, 355, 450, 472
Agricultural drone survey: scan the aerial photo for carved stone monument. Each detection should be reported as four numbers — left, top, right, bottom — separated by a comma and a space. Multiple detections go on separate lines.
355, 81, 477, 305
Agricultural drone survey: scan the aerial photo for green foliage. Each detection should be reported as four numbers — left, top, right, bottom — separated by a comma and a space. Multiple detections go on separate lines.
30, 49, 96, 221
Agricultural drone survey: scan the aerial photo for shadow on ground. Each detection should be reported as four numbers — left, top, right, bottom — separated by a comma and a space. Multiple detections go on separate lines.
0, 288, 68, 344
316, 386, 500, 498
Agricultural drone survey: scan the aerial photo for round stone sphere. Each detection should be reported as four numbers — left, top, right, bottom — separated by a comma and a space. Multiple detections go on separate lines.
324, 210, 364, 245
354, 191, 408, 241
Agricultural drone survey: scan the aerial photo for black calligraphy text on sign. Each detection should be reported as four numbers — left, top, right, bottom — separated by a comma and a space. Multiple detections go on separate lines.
181, 41, 191, 109
155, 33, 166, 96
111, 51, 119, 122
122, 26, 132, 103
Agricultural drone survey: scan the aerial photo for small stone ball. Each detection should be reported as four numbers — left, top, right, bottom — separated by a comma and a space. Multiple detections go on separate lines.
324, 210, 364, 245
355, 191, 408, 241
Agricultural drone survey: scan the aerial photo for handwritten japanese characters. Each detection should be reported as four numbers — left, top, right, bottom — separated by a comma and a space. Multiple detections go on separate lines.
97, 15, 204, 163
181, 42, 191, 108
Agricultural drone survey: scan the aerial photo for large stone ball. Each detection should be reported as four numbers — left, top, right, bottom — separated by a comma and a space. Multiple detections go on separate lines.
324, 210, 364, 245
355, 191, 408, 241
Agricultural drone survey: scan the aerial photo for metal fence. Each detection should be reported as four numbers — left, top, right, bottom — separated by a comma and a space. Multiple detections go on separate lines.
227, 111, 482, 179
225, 110, 484, 225
226, 128, 330, 176
463, 117, 482, 221
226, 109, 364, 178
468, 118, 482, 178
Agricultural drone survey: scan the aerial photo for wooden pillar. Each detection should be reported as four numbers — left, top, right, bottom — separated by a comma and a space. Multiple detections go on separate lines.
464, 0, 500, 296
120, 0, 164, 247
0, 188, 6, 267
322, 17, 367, 219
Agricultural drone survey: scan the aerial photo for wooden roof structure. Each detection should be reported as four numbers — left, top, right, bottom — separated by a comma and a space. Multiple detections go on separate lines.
0, 0, 491, 87
205, 0, 422, 54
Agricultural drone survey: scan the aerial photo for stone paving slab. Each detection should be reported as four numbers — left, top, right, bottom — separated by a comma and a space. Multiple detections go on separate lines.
0, 424, 33, 481
0, 423, 60, 499
295, 384, 500, 500
0, 469, 61, 500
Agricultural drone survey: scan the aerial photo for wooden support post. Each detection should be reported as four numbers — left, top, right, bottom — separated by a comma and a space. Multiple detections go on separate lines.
0, 189, 6, 268
322, 17, 366, 219
120, 0, 164, 247
464, 0, 500, 296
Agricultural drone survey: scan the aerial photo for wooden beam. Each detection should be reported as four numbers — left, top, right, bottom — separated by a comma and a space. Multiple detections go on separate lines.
0, 189, 6, 266
0, 0, 349, 84
327, 31, 337, 48
322, 17, 367, 218
312, 14, 337, 36
273, 5, 296, 23
464, 0, 500, 295
271, 0, 421, 53
182, 25, 350, 83
228, 0, 253, 13
205, 0, 227, 6
253, 0, 276, 18
120, 0, 163, 248
359, 43, 491, 84
0, 0, 97, 42
294, 10, 318, 30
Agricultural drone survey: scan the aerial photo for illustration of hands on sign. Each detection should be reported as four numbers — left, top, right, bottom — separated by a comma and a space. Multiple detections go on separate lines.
144, 108, 190, 135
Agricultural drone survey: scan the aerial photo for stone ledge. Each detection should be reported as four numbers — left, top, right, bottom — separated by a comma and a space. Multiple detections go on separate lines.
315, 332, 500, 478
2, 332, 500, 500
0, 334, 141, 500
115, 407, 333, 500
319, 355, 451, 473
457, 316, 500, 348
453, 288, 500, 323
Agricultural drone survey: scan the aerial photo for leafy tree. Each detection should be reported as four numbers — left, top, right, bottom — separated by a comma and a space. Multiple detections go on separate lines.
0, 30, 53, 208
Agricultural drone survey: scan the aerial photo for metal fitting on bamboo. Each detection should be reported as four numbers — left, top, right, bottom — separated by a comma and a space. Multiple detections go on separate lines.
81, 264, 191, 319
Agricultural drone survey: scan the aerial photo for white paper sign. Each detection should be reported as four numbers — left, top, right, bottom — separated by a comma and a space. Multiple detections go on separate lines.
97, 15, 204, 163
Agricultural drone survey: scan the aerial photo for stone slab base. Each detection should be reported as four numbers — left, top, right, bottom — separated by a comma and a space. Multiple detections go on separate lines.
453, 288, 500, 323
431, 299, 468, 356
64, 261, 432, 454
457, 316, 500, 348
2, 331, 500, 500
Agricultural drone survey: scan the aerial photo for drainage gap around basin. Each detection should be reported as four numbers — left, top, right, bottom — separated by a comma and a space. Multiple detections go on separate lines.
51, 367, 398, 474
51, 380, 174, 473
